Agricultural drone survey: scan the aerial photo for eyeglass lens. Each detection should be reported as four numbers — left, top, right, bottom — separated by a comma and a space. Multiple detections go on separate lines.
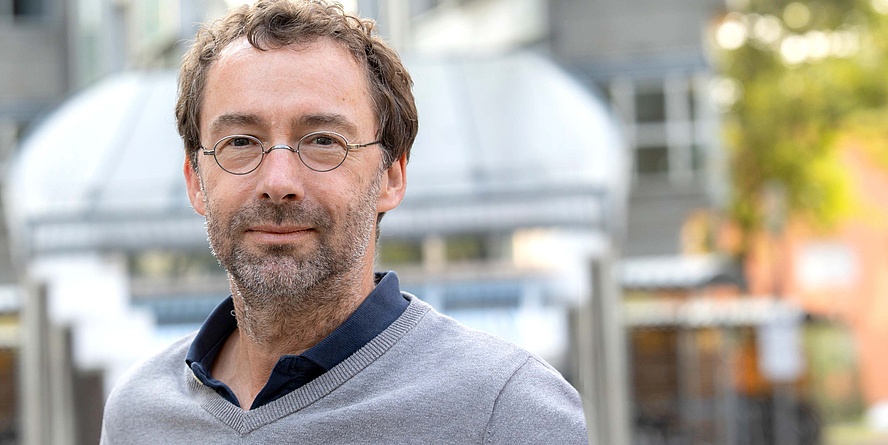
212, 132, 350, 174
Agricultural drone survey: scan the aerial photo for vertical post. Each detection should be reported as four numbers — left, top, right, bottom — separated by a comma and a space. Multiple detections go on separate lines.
578, 250, 632, 445
47, 325, 77, 445
676, 328, 695, 436
576, 281, 600, 444
421, 235, 446, 273
773, 382, 798, 445
383, 0, 410, 51
0, 118, 16, 285
20, 281, 49, 445
18, 280, 77, 445
600, 251, 632, 445
719, 328, 739, 445
366, 0, 411, 52
762, 181, 798, 445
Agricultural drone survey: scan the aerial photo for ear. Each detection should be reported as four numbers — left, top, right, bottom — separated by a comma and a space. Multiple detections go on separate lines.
184, 157, 207, 216
376, 154, 407, 213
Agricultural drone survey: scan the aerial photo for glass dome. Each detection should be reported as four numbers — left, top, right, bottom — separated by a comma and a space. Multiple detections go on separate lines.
5, 51, 628, 257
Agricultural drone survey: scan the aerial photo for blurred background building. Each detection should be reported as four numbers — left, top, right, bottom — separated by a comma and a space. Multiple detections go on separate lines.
4, 0, 888, 444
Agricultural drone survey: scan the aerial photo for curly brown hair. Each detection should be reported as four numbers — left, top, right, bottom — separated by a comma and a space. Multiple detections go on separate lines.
176, 0, 418, 171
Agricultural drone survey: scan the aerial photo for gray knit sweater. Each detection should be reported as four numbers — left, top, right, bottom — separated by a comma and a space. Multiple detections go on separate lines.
101, 295, 589, 444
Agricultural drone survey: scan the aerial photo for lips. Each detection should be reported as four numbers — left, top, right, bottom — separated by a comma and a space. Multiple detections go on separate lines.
247, 224, 311, 234
227, 201, 330, 243
244, 224, 314, 244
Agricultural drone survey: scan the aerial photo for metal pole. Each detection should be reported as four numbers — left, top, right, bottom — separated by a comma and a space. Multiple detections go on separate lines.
578, 252, 632, 445
598, 250, 632, 445
47, 324, 77, 445
576, 282, 601, 444
19, 280, 49, 445
719, 328, 739, 445
773, 382, 798, 445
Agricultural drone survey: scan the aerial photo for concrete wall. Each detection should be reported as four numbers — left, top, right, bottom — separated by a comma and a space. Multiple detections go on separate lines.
550, 0, 723, 61
0, 2, 70, 283
0, 25, 68, 104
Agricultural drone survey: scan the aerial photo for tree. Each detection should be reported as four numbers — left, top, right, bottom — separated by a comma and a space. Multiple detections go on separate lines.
713, 0, 888, 253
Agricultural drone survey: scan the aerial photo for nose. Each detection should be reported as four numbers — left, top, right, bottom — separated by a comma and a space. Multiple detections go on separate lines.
255, 145, 305, 203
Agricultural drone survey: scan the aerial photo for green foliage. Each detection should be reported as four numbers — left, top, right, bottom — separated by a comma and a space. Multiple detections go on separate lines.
716, 0, 888, 252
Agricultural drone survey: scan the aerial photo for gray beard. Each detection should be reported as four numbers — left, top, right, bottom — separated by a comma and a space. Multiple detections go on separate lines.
202, 172, 381, 334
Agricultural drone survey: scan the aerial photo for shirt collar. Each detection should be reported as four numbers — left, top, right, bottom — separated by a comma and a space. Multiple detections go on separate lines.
186, 271, 407, 384
301, 270, 407, 369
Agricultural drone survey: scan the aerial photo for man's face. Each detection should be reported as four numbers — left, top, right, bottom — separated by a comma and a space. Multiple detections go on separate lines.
184, 37, 406, 308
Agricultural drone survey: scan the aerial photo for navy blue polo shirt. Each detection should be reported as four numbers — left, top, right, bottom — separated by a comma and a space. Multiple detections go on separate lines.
185, 271, 408, 410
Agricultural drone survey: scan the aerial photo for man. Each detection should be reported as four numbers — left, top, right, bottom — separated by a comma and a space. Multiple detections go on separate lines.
100, 1, 588, 443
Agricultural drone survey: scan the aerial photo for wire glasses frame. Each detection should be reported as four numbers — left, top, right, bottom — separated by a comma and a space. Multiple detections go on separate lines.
201, 130, 382, 175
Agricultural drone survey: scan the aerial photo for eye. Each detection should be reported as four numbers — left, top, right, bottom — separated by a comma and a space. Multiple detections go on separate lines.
311, 135, 337, 147
302, 132, 346, 150
226, 136, 257, 148
212, 135, 263, 174
308, 134, 340, 148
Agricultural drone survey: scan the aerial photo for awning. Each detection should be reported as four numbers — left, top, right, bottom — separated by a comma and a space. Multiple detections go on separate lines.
620, 254, 745, 291
624, 296, 803, 328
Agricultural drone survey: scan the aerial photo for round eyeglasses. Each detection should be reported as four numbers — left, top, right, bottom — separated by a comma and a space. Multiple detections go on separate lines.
202, 131, 382, 175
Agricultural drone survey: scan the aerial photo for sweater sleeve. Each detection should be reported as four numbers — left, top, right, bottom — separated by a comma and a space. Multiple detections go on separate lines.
484, 356, 589, 445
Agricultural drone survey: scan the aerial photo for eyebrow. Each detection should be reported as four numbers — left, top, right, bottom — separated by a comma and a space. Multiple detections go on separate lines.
207, 112, 362, 138
208, 113, 262, 135
296, 113, 358, 136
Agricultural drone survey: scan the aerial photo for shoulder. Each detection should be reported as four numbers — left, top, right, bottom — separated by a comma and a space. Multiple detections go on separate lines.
406, 296, 553, 372
101, 333, 196, 438
404, 296, 531, 365
485, 355, 588, 444
110, 333, 195, 394
403, 297, 588, 443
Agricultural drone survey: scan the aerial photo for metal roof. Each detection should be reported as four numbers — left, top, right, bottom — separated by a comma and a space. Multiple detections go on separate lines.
619, 254, 744, 291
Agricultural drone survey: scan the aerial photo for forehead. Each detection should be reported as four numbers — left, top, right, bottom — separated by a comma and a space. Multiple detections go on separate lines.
200, 37, 375, 137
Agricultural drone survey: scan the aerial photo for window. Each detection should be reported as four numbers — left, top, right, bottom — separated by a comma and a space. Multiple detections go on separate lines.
608, 75, 713, 181
446, 235, 488, 262
445, 234, 511, 263
636, 145, 670, 175
128, 250, 223, 280
13, 0, 45, 17
379, 238, 423, 266
635, 88, 666, 123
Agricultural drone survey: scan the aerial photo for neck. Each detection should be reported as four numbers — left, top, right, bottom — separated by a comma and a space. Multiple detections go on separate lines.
233, 272, 371, 348
212, 270, 376, 409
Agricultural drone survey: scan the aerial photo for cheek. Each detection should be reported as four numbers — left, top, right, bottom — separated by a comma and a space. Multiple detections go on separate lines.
202, 177, 250, 216
303, 171, 357, 204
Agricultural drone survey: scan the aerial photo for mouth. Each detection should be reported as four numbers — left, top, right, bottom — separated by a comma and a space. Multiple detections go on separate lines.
245, 225, 314, 243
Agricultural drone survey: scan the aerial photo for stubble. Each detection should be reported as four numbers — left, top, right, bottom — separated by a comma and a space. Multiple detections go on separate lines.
202, 171, 382, 344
